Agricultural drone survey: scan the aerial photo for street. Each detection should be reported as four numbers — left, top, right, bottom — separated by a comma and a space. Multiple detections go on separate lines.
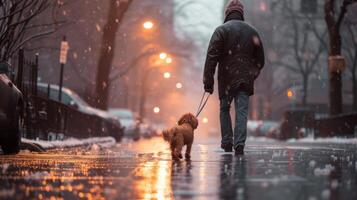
1, 136, 357, 200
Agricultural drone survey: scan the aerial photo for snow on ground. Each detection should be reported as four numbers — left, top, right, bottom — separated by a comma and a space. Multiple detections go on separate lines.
247, 136, 278, 143
197, 136, 357, 145
248, 135, 357, 144
288, 136, 357, 144
240, 136, 357, 145
21, 137, 116, 150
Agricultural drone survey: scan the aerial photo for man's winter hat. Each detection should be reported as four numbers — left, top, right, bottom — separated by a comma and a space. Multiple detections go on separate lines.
225, 0, 244, 17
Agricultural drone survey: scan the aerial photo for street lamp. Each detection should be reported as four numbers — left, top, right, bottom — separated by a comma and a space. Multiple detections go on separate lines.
176, 82, 183, 89
165, 57, 173, 64
202, 117, 209, 124
163, 72, 171, 79
143, 21, 154, 30
287, 89, 294, 99
159, 52, 167, 60
287, 89, 296, 109
153, 107, 160, 114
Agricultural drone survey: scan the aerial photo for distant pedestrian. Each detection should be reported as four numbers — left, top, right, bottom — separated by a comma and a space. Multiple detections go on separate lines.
203, 0, 265, 155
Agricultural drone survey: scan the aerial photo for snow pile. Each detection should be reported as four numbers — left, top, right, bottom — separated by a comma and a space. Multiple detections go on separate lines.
309, 160, 317, 168
247, 136, 277, 142
321, 189, 331, 199
314, 164, 335, 176
287, 137, 357, 144
21, 137, 116, 150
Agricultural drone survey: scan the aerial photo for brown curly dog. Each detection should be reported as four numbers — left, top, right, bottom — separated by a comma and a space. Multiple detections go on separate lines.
162, 113, 199, 160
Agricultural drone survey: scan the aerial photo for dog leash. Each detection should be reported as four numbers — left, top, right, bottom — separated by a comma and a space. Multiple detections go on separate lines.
195, 91, 210, 117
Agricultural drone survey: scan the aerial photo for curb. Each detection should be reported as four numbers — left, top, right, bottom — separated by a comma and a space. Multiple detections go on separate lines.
21, 137, 116, 152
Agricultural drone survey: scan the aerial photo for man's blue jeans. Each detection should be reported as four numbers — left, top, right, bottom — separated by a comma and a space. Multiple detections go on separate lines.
220, 91, 249, 149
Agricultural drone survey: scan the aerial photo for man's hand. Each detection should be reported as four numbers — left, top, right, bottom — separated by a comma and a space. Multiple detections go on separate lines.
204, 85, 214, 94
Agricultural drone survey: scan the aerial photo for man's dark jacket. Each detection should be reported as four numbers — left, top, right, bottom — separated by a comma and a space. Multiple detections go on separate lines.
203, 15, 265, 98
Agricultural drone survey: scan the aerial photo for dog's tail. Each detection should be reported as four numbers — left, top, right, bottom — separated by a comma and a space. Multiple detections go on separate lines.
162, 127, 178, 142
162, 129, 170, 142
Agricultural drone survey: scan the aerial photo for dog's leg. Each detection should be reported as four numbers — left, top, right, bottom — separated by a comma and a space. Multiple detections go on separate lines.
175, 144, 183, 159
185, 143, 192, 160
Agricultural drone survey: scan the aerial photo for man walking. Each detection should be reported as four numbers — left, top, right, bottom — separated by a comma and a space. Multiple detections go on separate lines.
203, 0, 265, 155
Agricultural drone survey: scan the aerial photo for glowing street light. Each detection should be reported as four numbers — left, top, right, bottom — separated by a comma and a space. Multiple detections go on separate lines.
176, 82, 183, 89
287, 89, 294, 98
163, 72, 171, 79
165, 57, 173, 64
202, 117, 209, 124
159, 52, 167, 60
153, 107, 160, 114
143, 21, 154, 30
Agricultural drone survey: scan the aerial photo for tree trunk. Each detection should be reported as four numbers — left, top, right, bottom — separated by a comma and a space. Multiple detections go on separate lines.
352, 47, 357, 111
123, 80, 129, 108
325, 0, 345, 115
95, 0, 132, 110
353, 73, 357, 111
302, 74, 309, 107
139, 70, 150, 122
328, 28, 344, 115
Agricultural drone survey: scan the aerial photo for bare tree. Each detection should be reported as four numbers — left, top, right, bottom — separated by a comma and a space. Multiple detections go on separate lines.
324, 0, 356, 115
276, 1, 327, 106
342, 19, 357, 110
95, 0, 133, 110
0, 0, 67, 61
175, 0, 217, 48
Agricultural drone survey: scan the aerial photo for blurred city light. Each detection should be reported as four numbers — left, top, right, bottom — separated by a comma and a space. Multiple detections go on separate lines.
287, 89, 294, 98
159, 52, 167, 60
260, 2, 267, 11
165, 57, 173, 64
153, 107, 160, 114
176, 82, 183, 89
202, 117, 208, 124
143, 21, 154, 30
163, 72, 171, 79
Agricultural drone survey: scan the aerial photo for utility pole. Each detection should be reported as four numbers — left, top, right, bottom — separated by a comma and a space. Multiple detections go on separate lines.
58, 36, 69, 102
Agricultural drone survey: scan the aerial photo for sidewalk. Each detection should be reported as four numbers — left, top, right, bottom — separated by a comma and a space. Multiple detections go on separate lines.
1, 136, 357, 200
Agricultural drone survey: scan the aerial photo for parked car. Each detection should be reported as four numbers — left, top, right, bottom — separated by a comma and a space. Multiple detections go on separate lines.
138, 119, 162, 139
36, 83, 124, 141
108, 108, 140, 140
247, 120, 280, 137
0, 62, 23, 154
150, 123, 166, 137
139, 122, 154, 139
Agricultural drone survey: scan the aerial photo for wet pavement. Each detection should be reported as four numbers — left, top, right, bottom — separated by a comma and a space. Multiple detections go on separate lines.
1, 136, 357, 200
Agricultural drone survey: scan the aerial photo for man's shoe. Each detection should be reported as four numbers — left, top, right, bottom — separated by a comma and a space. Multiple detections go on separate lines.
235, 145, 244, 156
221, 143, 233, 152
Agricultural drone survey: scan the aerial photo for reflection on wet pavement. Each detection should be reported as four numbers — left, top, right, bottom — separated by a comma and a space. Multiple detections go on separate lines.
1, 137, 357, 199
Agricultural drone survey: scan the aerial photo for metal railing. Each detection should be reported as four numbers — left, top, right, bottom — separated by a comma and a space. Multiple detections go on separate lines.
16, 49, 123, 141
